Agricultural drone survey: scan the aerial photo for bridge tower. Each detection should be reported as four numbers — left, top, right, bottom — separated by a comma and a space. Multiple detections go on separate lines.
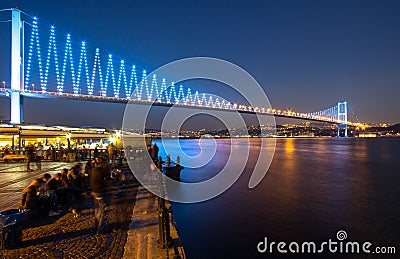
337, 101, 348, 137
10, 8, 24, 124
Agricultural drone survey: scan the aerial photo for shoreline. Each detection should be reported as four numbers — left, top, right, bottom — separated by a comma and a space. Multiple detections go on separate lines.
123, 184, 186, 259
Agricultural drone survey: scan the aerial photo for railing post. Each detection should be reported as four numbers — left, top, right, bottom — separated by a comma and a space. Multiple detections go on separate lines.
157, 156, 172, 248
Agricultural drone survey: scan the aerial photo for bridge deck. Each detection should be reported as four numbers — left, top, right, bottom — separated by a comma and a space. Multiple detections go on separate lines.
7, 90, 346, 124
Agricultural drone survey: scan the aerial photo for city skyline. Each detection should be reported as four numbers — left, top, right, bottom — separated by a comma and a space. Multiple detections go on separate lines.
0, 0, 399, 126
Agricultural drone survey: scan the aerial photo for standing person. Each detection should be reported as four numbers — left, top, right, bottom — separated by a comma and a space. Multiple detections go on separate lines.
90, 162, 111, 234
83, 146, 89, 160
107, 143, 114, 161
151, 143, 159, 161
26, 144, 35, 171
35, 143, 44, 171
94, 146, 99, 158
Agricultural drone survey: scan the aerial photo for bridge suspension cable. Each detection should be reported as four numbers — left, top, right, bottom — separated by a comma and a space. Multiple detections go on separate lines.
0, 8, 364, 129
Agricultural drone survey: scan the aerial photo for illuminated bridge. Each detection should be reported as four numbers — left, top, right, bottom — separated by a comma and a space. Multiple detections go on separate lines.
0, 8, 363, 136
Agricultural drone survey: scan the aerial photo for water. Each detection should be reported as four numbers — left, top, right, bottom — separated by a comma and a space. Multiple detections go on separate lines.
154, 138, 400, 258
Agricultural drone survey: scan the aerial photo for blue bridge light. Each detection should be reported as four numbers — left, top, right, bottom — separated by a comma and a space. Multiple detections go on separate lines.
6, 13, 357, 130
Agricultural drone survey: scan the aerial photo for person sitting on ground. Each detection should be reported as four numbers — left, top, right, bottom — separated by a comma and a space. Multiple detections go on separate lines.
65, 165, 87, 202
69, 163, 84, 191
61, 168, 69, 187
19, 173, 51, 213
67, 167, 77, 186
57, 168, 80, 204
44, 173, 64, 216
45, 173, 63, 193
19, 185, 40, 212
23, 173, 51, 195
74, 163, 84, 178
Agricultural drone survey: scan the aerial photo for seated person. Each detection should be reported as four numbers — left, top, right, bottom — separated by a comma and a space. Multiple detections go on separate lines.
67, 168, 77, 185
44, 173, 64, 215
73, 163, 88, 191
45, 173, 63, 193
19, 173, 51, 214
61, 168, 69, 187
22, 173, 51, 195
19, 185, 39, 211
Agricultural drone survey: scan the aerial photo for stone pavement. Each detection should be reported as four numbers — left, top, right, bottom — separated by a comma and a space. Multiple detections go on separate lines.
0, 162, 186, 259
123, 185, 185, 259
0, 162, 75, 212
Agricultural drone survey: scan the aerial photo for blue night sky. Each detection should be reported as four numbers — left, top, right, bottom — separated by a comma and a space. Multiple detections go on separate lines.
0, 0, 399, 127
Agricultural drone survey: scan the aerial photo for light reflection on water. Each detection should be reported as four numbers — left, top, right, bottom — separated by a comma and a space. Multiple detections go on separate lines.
154, 138, 400, 259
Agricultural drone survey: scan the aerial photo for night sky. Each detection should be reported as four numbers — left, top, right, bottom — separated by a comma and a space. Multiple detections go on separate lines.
0, 0, 399, 127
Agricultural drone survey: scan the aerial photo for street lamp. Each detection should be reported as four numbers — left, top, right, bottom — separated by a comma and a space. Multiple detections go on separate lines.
2, 81, 5, 90
31, 83, 35, 91
109, 136, 115, 144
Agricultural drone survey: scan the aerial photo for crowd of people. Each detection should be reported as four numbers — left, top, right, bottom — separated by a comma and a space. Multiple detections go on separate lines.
16, 142, 161, 234
19, 155, 115, 234
1, 143, 115, 171
25, 144, 44, 171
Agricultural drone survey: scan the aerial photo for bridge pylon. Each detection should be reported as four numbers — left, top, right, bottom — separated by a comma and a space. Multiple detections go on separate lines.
337, 101, 348, 137
10, 8, 24, 124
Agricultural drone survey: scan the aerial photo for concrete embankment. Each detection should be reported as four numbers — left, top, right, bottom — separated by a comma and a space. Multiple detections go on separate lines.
123, 185, 186, 259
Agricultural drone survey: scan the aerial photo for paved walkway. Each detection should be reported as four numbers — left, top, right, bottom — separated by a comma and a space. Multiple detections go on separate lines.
0, 162, 185, 259
0, 162, 78, 212
123, 185, 185, 259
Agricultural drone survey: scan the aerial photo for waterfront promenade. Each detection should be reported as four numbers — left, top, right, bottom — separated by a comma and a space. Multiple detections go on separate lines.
0, 162, 70, 212
0, 162, 184, 258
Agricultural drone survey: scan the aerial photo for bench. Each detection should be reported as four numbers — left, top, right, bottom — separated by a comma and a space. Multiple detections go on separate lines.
1, 154, 27, 163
